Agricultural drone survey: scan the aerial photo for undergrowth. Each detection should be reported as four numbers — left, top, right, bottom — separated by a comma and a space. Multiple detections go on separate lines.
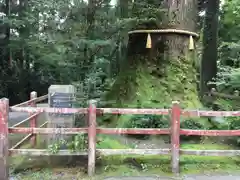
10, 134, 240, 179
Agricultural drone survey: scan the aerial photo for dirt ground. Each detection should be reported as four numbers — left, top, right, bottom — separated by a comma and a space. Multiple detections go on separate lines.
104, 174, 240, 180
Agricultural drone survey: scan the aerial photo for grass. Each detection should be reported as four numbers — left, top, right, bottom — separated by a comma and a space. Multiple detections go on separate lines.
97, 142, 240, 177
10, 135, 240, 179
96, 134, 135, 149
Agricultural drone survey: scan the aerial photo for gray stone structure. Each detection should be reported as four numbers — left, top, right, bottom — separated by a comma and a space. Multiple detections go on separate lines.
47, 85, 76, 147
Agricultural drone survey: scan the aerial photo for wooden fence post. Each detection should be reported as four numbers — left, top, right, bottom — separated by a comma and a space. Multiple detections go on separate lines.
88, 100, 97, 176
171, 101, 181, 174
30, 91, 37, 147
0, 98, 9, 180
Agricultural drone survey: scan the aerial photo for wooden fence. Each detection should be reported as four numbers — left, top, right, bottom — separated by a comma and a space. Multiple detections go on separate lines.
0, 92, 240, 179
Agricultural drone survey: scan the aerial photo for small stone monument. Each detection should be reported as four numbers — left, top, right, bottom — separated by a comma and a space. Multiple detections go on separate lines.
47, 85, 76, 148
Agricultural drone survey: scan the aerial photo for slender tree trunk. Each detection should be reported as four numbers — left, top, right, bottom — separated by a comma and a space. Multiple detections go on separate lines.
82, 0, 96, 81
0, 0, 10, 68
0, 0, 10, 97
119, 0, 128, 18
200, 0, 220, 100
114, 0, 128, 76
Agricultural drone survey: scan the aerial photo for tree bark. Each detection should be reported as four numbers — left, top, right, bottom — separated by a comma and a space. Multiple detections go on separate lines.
200, 0, 220, 100
115, 0, 129, 75
165, 0, 197, 56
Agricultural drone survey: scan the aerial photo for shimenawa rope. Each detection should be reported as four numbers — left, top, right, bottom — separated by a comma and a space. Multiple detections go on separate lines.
128, 29, 199, 50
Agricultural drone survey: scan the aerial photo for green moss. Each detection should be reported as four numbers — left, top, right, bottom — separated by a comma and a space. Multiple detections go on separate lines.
108, 52, 200, 104
105, 54, 210, 129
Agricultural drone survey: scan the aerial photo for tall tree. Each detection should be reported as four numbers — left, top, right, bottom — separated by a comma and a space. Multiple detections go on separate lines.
105, 0, 209, 128
200, 0, 220, 100
114, 0, 129, 75
0, 0, 10, 98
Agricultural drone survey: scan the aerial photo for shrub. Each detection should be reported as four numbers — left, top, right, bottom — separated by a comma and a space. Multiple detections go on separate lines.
125, 114, 170, 139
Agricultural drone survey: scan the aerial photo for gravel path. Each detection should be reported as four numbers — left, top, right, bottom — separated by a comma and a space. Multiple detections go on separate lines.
104, 174, 240, 180
9, 112, 29, 126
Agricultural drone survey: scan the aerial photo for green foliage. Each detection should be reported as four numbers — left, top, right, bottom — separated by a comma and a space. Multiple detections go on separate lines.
213, 98, 240, 145
124, 114, 169, 139
215, 66, 240, 92
217, 0, 240, 94
180, 118, 205, 130
210, 0, 240, 147
48, 134, 87, 154
127, 114, 170, 128
131, 0, 166, 29
0, 0, 129, 104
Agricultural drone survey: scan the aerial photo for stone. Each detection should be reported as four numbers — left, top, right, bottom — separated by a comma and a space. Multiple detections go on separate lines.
47, 85, 76, 148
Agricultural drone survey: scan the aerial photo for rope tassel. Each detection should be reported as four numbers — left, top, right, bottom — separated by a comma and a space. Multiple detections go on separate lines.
146, 33, 152, 48
189, 35, 194, 50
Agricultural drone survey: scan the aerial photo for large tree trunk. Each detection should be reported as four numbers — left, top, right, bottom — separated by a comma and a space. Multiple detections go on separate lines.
105, 0, 209, 128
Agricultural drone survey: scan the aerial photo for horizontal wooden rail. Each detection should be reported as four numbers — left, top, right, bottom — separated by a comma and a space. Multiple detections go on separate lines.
11, 112, 40, 128
182, 110, 240, 117
9, 127, 88, 134
9, 148, 240, 157
101, 108, 169, 115
8, 127, 170, 135
99, 149, 240, 156
10, 106, 240, 117
96, 128, 170, 134
198, 110, 240, 117
10, 106, 88, 114
9, 149, 88, 156
98, 149, 170, 155
181, 129, 240, 136
180, 149, 240, 156
10, 127, 240, 137
10, 107, 170, 115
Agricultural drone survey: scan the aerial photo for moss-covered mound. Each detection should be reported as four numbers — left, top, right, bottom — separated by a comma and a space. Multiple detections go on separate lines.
104, 52, 210, 129
108, 55, 200, 107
